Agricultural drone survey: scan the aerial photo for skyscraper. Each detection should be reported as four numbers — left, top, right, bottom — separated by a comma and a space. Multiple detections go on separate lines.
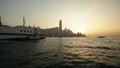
23, 17, 26, 26
0, 16, 2, 26
59, 20, 62, 31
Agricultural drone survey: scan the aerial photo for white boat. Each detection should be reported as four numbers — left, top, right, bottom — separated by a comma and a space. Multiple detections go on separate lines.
0, 16, 45, 40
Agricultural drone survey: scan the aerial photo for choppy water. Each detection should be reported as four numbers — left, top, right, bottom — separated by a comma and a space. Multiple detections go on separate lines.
0, 37, 120, 68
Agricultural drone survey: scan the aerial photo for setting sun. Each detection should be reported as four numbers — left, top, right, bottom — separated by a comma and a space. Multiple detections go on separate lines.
0, 0, 120, 36
62, 15, 91, 34
0, 0, 120, 68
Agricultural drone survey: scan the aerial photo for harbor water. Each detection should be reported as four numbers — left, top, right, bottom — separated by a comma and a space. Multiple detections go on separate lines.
0, 37, 120, 68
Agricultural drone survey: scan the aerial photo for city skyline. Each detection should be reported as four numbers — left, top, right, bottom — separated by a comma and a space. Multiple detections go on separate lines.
0, 0, 120, 36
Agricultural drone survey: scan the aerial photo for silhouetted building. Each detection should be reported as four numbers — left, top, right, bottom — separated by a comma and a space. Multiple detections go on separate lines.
59, 20, 62, 31
40, 19, 86, 37
0, 16, 2, 26
23, 17, 26, 26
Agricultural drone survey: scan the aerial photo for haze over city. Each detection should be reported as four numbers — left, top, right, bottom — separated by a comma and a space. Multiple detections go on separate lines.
0, 0, 120, 36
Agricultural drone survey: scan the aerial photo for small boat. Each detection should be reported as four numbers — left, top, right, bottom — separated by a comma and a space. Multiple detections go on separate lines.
98, 36, 105, 38
0, 16, 45, 40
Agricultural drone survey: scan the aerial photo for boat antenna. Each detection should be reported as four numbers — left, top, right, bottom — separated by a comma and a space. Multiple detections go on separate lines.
23, 17, 26, 26
0, 16, 2, 26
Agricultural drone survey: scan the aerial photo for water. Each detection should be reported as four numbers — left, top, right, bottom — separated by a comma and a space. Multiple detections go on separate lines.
0, 37, 120, 68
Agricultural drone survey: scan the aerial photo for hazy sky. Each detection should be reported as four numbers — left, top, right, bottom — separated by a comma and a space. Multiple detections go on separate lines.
0, 0, 120, 36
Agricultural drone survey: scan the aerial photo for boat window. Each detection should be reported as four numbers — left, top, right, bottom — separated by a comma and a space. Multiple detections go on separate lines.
20, 30, 22, 32
30, 31, 32, 33
24, 30, 26, 32
27, 30, 29, 32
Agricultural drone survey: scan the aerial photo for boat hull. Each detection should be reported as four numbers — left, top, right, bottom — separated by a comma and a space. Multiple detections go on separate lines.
0, 35, 45, 40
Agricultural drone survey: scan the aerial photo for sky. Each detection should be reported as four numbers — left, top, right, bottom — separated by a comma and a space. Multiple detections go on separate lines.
0, 0, 120, 36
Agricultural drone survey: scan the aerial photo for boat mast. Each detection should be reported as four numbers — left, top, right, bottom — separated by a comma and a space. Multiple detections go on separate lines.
23, 17, 26, 26
0, 16, 2, 26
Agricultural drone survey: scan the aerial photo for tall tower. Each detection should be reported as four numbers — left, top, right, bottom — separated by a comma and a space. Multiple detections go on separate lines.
59, 20, 62, 31
0, 16, 2, 26
23, 17, 26, 26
